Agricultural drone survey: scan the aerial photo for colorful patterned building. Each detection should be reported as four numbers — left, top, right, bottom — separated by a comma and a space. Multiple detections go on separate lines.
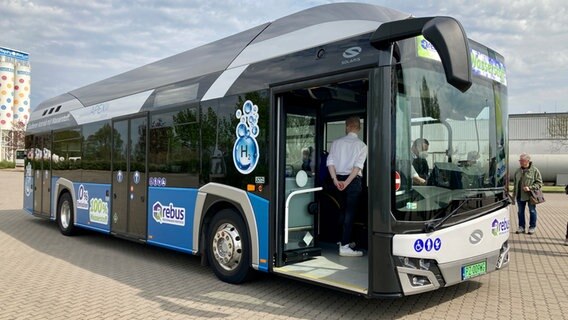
0, 46, 30, 161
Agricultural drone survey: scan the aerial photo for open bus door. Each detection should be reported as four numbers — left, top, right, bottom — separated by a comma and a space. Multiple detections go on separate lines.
273, 76, 370, 294
276, 95, 322, 264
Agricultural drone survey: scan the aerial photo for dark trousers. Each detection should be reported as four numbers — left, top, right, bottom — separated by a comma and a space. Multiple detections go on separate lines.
336, 175, 362, 245
566, 222, 568, 239
516, 199, 537, 229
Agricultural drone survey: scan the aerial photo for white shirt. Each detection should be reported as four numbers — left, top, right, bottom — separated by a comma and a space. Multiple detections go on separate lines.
326, 132, 367, 176
411, 165, 419, 179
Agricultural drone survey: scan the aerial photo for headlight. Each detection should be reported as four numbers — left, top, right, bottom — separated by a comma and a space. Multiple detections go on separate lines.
396, 256, 445, 288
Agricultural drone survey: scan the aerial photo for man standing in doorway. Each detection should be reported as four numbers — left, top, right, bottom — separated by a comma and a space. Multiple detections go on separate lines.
327, 116, 367, 257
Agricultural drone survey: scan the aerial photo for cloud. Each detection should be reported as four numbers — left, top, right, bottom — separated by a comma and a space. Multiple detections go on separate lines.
1, 0, 568, 113
2, 0, 310, 107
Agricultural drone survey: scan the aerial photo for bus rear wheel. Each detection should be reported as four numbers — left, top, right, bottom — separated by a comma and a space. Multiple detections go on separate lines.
207, 209, 252, 284
57, 192, 76, 236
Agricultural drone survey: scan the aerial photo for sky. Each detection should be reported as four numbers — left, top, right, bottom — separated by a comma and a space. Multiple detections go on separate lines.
1, 0, 567, 115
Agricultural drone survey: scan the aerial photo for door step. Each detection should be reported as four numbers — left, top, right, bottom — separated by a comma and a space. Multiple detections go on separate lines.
283, 247, 321, 263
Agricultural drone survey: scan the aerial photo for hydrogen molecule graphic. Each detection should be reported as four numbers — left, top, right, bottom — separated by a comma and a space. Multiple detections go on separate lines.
233, 100, 260, 174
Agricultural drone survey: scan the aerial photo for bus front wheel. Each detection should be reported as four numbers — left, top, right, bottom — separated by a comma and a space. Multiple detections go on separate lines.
57, 192, 76, 236
207, 209, 252, 284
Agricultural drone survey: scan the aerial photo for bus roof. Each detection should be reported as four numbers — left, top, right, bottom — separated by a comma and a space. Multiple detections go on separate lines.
29, 3, 409, 132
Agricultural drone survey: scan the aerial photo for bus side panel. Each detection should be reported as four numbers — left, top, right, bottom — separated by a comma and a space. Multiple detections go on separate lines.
23, 164, 34, 214
247, 193, 269, 272
73, 182, 111, 233
147, 187, 197, 254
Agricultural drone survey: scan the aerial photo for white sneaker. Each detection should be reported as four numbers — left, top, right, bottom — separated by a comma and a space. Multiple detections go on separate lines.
339, 244, 363, 257
528, 227, 536, 235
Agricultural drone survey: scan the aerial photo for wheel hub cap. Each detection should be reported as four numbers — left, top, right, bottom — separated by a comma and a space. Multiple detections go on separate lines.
212, 223, 242, 271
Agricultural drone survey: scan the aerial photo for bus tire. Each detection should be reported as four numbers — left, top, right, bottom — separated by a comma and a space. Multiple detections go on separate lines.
207, 208, 252, 284
57, 192, 76, 236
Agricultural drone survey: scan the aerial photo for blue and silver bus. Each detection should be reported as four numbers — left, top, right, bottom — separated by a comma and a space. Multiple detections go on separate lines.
23, 3, 510, 297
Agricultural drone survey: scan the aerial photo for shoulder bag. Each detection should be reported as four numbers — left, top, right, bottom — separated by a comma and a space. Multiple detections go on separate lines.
529, 188, 545, 205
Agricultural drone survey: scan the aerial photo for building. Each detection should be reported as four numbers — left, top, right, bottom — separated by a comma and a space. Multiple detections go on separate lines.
0, 46, 31, 162
509, 112, 568, 184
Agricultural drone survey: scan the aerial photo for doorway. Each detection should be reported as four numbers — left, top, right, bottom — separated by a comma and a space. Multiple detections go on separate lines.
111, 115, 148, 240
273, 77, 370, 294
31, 134, 51, 218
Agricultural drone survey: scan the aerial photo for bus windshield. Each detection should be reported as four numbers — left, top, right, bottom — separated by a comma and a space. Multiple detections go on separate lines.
393, 40, 508, 226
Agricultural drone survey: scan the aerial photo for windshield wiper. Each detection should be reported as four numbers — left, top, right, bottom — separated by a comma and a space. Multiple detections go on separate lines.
423, 195, 483, 233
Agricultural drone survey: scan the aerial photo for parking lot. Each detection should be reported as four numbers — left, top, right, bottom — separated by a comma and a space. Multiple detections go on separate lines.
1, 168, 567, 319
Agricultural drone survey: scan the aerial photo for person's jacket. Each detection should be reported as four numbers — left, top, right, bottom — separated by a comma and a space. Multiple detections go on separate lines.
512, 162, 543, 201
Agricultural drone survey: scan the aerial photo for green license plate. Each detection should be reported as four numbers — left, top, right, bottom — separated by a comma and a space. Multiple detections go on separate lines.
461, 260, 487, 280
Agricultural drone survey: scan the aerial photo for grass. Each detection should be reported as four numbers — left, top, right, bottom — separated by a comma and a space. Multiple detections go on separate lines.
510, 184, 566, 193
541, 185, 566, 193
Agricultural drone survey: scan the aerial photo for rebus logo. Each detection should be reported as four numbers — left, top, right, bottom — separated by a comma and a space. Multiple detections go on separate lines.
152, 201, 186, 226
491, 218, 510, 236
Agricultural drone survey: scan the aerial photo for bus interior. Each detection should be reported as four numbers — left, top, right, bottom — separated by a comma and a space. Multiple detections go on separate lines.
274, 77, 370, 293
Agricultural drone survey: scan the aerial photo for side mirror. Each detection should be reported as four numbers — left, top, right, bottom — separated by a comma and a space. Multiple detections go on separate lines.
371, 16, 472, 92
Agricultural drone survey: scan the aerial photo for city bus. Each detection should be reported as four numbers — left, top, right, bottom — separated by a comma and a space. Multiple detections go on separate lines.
23, 3, 510, 297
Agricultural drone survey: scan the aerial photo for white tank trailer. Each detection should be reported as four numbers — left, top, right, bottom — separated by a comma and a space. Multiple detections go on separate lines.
508, 154, 568, 185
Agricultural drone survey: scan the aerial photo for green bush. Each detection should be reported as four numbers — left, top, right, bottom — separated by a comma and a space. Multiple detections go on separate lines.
0, 161, 16, 169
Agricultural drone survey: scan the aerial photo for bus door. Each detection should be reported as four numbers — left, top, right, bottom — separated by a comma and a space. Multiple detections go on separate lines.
31, 134, 51, 218
111, 115, 148, 240
276, 95, 322, 265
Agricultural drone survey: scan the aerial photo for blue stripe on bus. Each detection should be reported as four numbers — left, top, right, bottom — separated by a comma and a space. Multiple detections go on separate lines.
247, 192, 269, 272
147, 187, 197, 252
73, 182, 111, 232
147, 240, 195, 255
23, 174, 33, 213
76, 223, 111, 234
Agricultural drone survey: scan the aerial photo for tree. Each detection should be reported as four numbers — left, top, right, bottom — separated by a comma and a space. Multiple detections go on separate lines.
2, 121, 26, 161
546, 114, 568, 152
420, 77, 440, 119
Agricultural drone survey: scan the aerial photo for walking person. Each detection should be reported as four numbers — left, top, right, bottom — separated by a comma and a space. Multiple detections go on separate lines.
512, 153, 543, 235
327, 116, 367, 256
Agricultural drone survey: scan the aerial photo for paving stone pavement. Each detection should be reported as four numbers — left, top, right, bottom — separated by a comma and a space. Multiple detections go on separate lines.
1, 169, 567, 319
